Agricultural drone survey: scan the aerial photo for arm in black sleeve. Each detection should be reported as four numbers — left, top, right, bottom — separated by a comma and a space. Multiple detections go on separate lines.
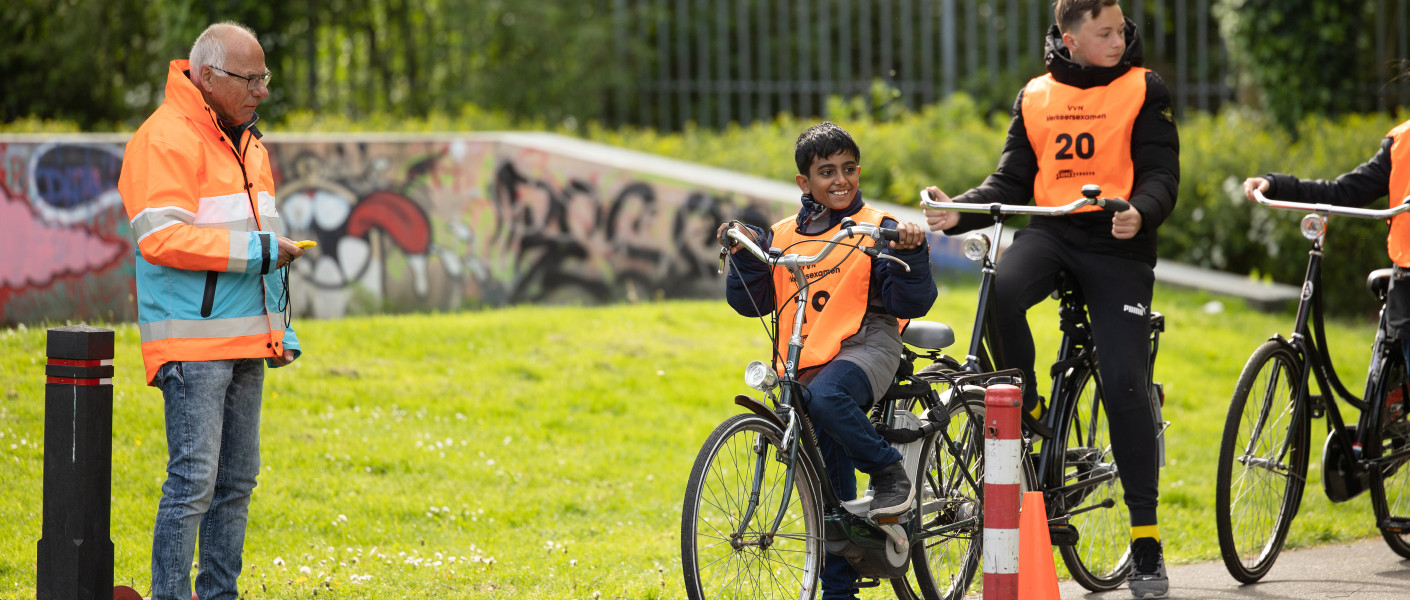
1265, 136, 1394, 208
724, 224, 777, 317
1128, 71, 1180, 233
947, 89, 1040, 235
874, 217, 939, 319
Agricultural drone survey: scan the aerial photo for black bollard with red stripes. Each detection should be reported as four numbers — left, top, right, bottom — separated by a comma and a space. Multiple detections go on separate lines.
36, 324, 116, 600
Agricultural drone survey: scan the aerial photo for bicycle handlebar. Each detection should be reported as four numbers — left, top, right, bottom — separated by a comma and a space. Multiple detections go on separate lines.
918, 188, 1130, 217
1251, 188, 1410, 220
724, 220, 909, 272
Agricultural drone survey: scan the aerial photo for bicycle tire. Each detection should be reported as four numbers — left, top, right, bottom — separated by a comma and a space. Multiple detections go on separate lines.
1365, 348, 1410, 558
1214, 341, 1309, 583
681, 413, 826, 600
1053, 365, 1132, 591
903, 392, 989, 600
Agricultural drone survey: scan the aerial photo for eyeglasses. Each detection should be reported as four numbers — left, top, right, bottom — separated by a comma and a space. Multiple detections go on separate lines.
210, 66, 272, 91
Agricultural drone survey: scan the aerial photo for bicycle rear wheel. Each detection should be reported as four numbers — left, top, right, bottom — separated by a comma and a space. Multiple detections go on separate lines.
1215, 341, 1309, 583
1366, 349, 1410, 558
903, 391, 988, 600
1053, 366, 1131, 591
681, 413, 825, 600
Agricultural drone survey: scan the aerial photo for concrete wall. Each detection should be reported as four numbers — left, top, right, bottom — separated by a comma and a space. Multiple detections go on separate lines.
0, 132, 959, 325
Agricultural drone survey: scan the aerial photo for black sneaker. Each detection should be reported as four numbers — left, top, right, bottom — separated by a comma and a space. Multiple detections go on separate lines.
1128, 537, 1169, 599
867, 461, 915, 517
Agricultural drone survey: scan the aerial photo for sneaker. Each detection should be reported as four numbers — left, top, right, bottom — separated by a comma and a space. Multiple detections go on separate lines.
1128, 537, 1169, 599
867, 461, 915, 517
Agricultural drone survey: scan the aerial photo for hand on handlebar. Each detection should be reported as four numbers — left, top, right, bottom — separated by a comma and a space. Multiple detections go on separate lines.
716, 222, 759, 254
921, 186, 958, 232
1243, 177, 1270, 202
890, 221, 926, 251
1110, 199, 1142, 240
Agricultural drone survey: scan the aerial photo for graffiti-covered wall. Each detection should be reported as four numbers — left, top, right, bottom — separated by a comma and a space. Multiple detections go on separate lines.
0, 132, 819, 325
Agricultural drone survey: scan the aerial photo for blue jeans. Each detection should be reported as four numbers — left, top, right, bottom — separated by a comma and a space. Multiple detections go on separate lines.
805, 360, 902, 599
151, 359, 264, 600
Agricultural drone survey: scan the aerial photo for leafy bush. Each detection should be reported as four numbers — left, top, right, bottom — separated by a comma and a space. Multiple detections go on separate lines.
1171, 108, 1407, 318
1214, 0, 1378, 130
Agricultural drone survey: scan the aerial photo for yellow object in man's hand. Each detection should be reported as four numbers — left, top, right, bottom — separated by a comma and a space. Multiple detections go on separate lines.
294, 240, 318, 249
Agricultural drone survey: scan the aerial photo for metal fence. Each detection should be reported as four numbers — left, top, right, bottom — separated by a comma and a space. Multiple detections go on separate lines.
604, 0, 1410, 130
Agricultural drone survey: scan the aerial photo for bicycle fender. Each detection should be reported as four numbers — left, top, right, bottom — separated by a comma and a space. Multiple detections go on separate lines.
734, 394, 786, 431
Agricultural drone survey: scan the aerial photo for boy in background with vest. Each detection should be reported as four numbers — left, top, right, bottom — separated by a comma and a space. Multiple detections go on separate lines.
718, 121, 937, 599
922, 1, 1179, 598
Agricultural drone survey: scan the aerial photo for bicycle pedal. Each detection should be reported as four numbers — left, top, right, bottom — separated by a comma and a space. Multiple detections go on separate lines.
1381, 517, 1410, 534
1049, 523, 1080, 546
856, 578, 882, 589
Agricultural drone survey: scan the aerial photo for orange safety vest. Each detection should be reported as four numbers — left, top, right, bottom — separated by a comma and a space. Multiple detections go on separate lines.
769, 205, 905, 374
1021, 67, 1147, 212
1387, 120, 1410, 267
119, 59, 296, 385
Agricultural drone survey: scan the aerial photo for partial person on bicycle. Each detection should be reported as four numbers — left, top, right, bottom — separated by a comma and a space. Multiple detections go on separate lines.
719, 121, 937, 600
1243, 112, 1410, 352
921, 1, 1178, 597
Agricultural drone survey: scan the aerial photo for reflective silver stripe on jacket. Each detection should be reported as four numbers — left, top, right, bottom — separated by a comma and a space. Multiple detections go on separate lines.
139, 313, 279, 343
130, 206, 195, 244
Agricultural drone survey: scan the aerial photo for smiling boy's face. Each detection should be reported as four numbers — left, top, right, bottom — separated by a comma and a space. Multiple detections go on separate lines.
796, 150, 861, 211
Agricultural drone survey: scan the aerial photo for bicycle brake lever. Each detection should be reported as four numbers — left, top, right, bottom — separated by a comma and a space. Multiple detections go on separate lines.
871, 250, 912, 272
717, 246, 728, 275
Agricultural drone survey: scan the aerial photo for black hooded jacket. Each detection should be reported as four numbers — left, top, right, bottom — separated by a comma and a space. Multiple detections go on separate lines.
943, 18, 1179, 267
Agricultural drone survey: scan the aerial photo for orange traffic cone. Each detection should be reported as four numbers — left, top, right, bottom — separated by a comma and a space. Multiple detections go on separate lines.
1017, 490, 1061, 599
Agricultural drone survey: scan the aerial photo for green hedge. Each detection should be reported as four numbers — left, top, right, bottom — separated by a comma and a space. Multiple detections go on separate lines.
8, 97, 1405, 317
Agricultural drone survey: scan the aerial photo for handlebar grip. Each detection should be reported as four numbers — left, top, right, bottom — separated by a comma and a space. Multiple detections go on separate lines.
1099, 198, 1131, 212
878, 228, 901, 242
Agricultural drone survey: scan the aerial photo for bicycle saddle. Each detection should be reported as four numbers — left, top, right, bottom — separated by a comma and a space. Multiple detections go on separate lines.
901, 321, 955, 350
1367, 268, 1395, 300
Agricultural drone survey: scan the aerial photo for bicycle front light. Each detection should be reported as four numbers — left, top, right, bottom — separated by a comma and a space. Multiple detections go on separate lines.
1300, 214, 1326, 240
744, 360, 778, 391
962, 234, 990, 262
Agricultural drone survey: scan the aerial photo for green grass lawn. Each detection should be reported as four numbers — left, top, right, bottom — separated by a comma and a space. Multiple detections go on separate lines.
0, 283, 1392, 598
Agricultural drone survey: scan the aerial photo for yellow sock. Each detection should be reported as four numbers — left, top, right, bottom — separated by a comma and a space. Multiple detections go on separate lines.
1131, 525, 1160, 541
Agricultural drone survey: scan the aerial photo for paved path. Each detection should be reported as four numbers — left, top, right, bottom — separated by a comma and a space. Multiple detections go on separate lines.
1056, 538, 1410, 599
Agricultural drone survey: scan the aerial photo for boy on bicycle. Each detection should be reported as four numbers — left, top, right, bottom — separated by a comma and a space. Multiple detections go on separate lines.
719, 121, 936, 600
921, 1, 1178, 597
1242, 114, 1410, 346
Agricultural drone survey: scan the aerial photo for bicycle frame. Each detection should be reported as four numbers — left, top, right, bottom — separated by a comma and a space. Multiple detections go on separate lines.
722, 222, 910, 538
1251, 191, 1410, 485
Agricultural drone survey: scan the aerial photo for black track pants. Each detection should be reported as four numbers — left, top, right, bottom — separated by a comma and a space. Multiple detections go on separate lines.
991, 228, 1160, 527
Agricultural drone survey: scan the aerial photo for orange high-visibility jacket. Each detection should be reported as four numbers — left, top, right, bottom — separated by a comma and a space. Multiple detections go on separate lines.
769, 205, 906, 375
1021, 67, 1148, 213
1387, 120, 1410, 266
119, 59, 299, 385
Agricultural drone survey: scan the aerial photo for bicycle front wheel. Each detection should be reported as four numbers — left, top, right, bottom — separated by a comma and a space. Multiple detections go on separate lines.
681, 413, 826, 600
1215, 341, 1309, 583
1053, 366, 1132, 591
905, 392, 988, 600
1366, 349, 1410, 558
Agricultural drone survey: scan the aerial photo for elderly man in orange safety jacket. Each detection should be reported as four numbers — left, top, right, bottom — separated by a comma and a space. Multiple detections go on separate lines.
118, 21, 306, 600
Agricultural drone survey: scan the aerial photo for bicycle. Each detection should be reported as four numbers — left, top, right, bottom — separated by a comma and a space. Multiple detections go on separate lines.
918, 184, 1170, 593
679, 218, 1011, 600
1214, 189, 1410, 583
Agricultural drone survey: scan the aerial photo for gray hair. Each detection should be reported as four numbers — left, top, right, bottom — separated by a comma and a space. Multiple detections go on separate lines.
189, 22, 258, 75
